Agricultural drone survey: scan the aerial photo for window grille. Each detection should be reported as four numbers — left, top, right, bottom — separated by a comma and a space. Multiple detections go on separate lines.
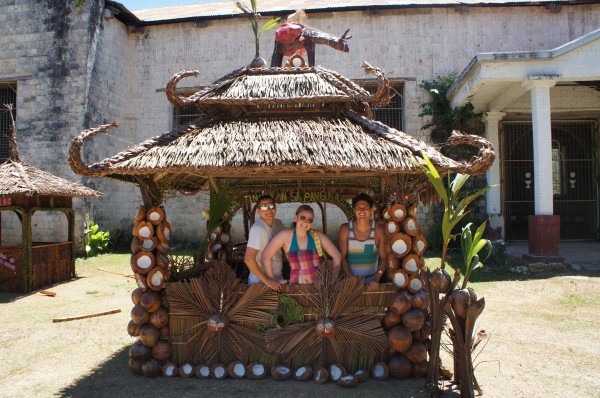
364, 84, 404, 131
172, 104, 203, 128
0, 84, 17, 162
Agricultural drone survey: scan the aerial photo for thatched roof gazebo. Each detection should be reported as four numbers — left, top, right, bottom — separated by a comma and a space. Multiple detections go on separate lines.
1, 107, 101, 292
69, 64, 494, 209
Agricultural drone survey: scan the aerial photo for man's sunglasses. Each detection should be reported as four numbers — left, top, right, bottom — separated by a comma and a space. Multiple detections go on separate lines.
259, 203, 276, 211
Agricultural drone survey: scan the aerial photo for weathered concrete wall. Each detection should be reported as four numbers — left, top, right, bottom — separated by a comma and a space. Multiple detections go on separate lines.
2, 1, 599, 248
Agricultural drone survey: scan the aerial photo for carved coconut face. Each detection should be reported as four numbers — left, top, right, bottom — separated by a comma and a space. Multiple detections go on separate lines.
314, 317, 336, 339
207, 314, 230, 334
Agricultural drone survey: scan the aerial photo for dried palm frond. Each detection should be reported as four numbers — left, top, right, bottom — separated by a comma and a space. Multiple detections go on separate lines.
167, 261, 278, 365
266, 262, 388, 369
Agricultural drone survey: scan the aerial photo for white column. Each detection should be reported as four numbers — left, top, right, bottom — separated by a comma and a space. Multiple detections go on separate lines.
522, 78, 557, 215
483, 111, 505, 237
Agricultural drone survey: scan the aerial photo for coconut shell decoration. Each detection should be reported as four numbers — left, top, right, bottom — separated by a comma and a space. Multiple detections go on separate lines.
313, 366, 329, 384
128, 358, 144, 375
134, 272, 149, 291
390, 203, 407, 222
389, 291, 412, 314
139, 236, 158, 252
131, 251, 155, 275
388, 325, 413, 353
162, 362, 178, 377
211, 363, 228, 379
127, 320, 141, 337
134, 221, 154, 239
179, 363, 195, 378
386, 220, 400, 234
151, 339, 172, 360
390, 233, 411, 258
337, 374, 358, 388
388, 354, 412, 379
402, 254, 420, 275
131, 304, 149, 325
329, 364, 346, 381
149, 306, 169, 328
292, 366, 313, 381
131, 287, 143, 305
156, 221, 172, 244
146, 267, 166, 291
386, 256, 399, 280
412, 361, 428, 378
404, 341, 428, 364
371, 362, 389, 381
381, 207, 391, 220
134, 205, 147, 224
392, 270, 409, 288
156, 241, 170, 254
354, 369, 369, 383
227, 361, 246, 379
140, 291, 161, 312
195, 364, 211, 379
146, 206, 165, 225
139, 324, 160, 347
407, 276, 424, 294
142, 358, 161, 378
156, 253, 170, 268
246, 363, 267, 380
382, 309, 402, 330
131, 237, 142, 253
402, 217, 419, 236
411, 234, 428, 256
271, 365, 292, 381
411, 291, 429, 311
451, 288, 478, 318
129, 340, 152, 360
412, 321, 431, 342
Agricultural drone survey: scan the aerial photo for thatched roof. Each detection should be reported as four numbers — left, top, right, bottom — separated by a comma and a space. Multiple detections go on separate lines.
0, 160, 101, 198
166, 66, 373, 110
0, 104, 101, 199
69, 64, 494, 203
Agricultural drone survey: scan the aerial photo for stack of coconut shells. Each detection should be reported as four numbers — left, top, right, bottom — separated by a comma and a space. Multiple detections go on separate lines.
204, 221, 232, 262
128, 206, 173, 377
379, 202, 430, 379
381, 203, 428, 293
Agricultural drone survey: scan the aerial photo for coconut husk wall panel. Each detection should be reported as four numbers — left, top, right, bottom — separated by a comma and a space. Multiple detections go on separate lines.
127, 205, 172, 377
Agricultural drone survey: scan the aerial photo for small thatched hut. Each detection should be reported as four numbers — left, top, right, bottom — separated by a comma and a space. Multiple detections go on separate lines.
0, 109, 101, 292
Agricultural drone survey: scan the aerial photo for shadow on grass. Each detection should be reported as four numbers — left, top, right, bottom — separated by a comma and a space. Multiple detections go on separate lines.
58, 347, 450, 398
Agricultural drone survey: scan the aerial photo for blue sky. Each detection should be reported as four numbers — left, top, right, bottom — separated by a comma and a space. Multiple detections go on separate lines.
119, 0, 216, 11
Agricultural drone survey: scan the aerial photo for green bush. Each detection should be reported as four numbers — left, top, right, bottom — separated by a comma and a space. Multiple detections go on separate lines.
84, 216, 110, 257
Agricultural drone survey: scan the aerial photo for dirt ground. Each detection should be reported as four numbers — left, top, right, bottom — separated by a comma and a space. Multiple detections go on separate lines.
0, 254, 599, 398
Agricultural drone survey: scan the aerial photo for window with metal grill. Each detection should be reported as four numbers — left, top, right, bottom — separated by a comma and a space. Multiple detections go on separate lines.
363, 84, 404, 131
173, 104, 203, 128
0, 84, 17, 162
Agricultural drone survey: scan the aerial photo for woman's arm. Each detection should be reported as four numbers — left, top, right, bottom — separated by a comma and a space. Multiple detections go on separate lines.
337, 224, 352, 276
318, 231, 342, 268
261, 230, 290, 283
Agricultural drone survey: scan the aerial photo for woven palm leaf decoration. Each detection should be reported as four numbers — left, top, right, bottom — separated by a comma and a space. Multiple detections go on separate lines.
265, 261, 388, 369
167, 261, 279, 365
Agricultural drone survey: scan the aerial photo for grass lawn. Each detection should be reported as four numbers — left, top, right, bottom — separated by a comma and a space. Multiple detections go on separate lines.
0, 253, 598, 398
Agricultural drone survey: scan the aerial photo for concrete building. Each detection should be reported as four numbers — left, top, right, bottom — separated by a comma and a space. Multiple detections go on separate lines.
1, 0, 598, 253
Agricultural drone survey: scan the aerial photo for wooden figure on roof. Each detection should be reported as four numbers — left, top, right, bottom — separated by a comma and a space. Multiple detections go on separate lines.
270, 10, 352, 67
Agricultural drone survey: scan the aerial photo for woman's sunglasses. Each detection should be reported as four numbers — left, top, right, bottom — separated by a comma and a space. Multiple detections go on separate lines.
298, 215, 314, 223
259, 203, 276, 211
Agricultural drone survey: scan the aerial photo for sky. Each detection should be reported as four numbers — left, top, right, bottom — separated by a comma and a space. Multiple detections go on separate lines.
119, 0, 216, 11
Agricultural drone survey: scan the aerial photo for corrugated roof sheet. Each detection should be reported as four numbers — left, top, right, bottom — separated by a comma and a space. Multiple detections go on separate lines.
126, 0, 584, 23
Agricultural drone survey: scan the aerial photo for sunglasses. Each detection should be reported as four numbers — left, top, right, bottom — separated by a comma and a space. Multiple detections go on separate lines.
259, 203, 276, 211
298, 215, 314, 223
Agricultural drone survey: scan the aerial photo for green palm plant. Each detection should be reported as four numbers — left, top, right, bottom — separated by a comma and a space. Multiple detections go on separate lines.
460, 221, 492, 289
418, 153, 490, 270
235, 0, 280, 60
200, 179, 238, 256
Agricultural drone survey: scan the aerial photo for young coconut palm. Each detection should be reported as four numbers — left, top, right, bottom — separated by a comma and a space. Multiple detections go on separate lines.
265, 262, 388, 369
167, 261, 279, 364
235, 0, 280, 66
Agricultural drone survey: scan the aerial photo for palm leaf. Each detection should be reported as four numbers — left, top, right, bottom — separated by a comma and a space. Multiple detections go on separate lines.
266, 321, 316, 355
228, 283, 279, 323
329, 275, 365, 318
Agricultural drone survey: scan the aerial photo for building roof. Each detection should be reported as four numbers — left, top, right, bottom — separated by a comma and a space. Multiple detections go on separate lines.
107, 0, 593, 25
448, 26, 600, 111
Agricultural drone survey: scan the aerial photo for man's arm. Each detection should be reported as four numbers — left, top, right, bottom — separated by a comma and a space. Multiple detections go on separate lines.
337, 224, 352, 276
